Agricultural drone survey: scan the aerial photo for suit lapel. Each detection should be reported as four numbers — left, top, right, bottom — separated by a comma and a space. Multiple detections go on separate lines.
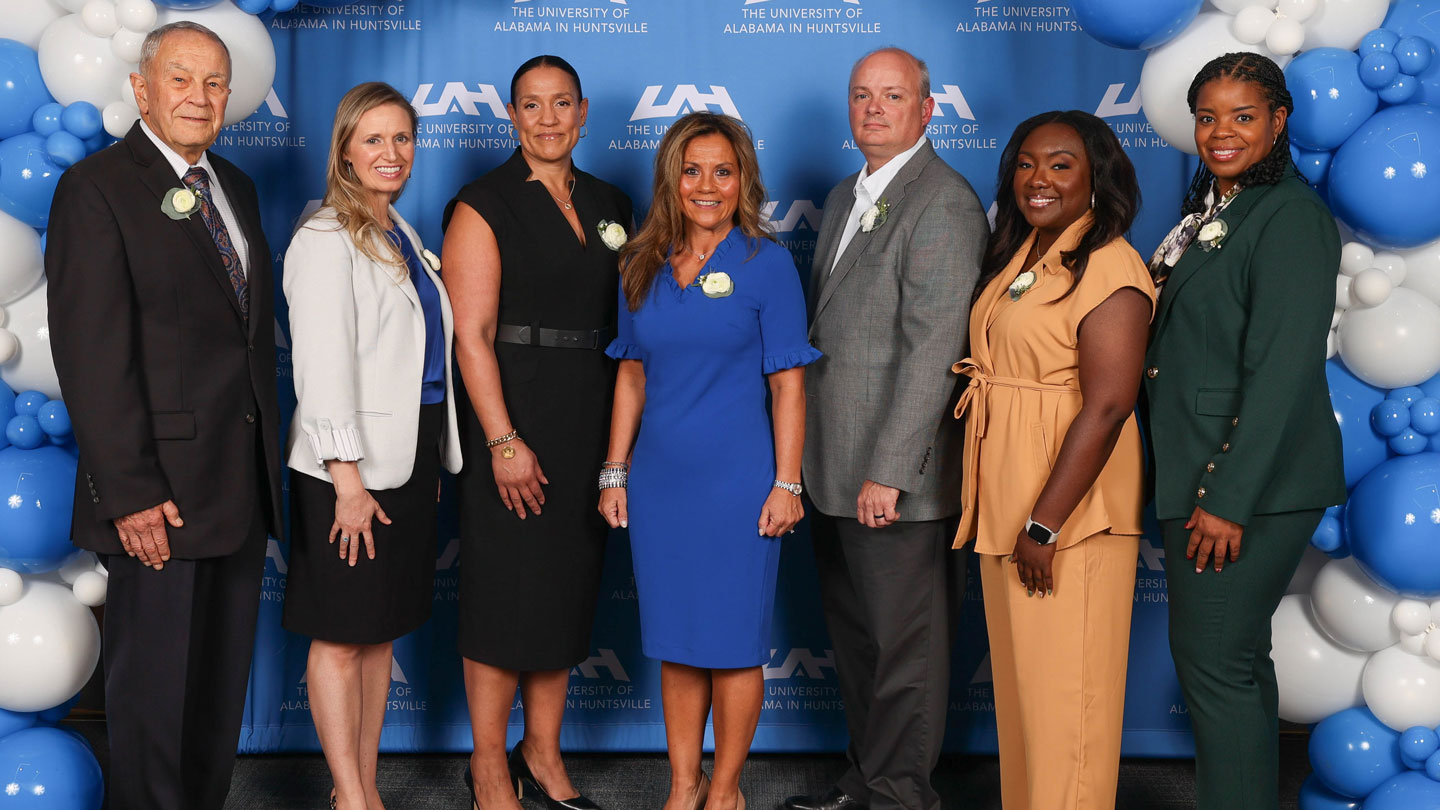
127, 125, 247, 327
1152, 180, 1279, 338
812, 144, 938, 324
808, 179, 855, 311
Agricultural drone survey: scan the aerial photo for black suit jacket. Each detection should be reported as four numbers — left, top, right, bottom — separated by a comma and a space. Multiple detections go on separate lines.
46, 122, 284, 558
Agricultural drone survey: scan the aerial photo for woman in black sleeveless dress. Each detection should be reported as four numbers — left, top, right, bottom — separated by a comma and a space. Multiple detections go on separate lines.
442, 56, 630, 810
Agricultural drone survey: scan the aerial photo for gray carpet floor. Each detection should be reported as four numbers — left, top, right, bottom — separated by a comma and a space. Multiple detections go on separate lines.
67, 718, 1310, 809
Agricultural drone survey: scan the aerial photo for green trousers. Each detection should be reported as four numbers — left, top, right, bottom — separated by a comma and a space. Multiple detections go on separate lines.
1163, 509, 1323, 810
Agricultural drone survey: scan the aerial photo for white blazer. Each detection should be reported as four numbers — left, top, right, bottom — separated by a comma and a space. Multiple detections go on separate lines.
283, 205, 462, 488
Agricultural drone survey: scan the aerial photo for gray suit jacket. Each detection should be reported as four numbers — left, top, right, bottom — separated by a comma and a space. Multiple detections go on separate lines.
803, 142, 987, 521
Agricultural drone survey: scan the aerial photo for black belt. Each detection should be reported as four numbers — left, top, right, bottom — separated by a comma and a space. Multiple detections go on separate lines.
495, 323, 614, 350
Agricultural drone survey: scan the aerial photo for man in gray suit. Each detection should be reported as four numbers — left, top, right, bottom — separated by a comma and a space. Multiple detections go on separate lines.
785, 48, 986, 810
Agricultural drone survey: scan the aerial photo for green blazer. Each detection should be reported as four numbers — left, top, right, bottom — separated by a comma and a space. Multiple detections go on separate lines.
1144, 166, 1346, 523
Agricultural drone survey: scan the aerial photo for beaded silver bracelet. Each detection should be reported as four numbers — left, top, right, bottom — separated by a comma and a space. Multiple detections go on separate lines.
597, 467, 628, 491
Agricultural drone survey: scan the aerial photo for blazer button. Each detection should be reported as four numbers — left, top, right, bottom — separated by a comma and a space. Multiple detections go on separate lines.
1221, 442, 1231, 452
92, 496, 100, 504
1197, 486, 1207, 498
1145, 366, 1159, 379
1232, 417, 1240, 426
1206, 462, 1215, 473
245, 413, 256, 424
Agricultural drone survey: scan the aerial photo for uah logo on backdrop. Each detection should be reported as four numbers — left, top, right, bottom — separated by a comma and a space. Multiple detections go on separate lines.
1094, 82, 1169, 150
220, 89, 303, 150
611, 85, 744, 152
762, 648, 844, 715
409, 82, 517, 151
764, 200, 823, 271
923, 82, 997, 153
566, 649, 654, 713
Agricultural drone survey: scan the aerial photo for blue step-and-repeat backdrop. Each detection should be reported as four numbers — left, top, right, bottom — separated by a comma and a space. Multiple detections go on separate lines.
236, 0, 1195, 755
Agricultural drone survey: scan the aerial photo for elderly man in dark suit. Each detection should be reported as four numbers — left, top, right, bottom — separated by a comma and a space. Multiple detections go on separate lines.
45, 21, 282, 810
787, 48, 987, 810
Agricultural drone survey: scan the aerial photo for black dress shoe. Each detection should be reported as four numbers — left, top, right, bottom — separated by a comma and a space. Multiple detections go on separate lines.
781, 787, 866, 810
507, 743, 604, 810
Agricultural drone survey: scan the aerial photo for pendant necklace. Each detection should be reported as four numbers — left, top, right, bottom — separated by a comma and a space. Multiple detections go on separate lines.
547, 177, 576, 211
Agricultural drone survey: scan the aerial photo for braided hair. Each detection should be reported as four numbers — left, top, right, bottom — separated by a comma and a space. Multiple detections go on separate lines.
1181, 52, 1296, 215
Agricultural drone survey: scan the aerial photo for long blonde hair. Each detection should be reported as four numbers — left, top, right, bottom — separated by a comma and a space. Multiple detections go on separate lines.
322, 82, 418, 271
620, 112, 773, 311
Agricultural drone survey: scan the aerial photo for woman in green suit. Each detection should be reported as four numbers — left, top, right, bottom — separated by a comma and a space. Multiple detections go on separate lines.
1145, 53, 1345, 810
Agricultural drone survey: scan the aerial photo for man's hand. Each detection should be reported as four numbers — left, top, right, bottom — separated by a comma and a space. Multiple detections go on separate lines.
856, 480, 900, 529
113, 500, 183, 570
1187, 506, 1245, 573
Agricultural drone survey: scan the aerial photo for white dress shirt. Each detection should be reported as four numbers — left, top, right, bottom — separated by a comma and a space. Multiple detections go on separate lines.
831, 134, 930, 274
140, 119, 250, 277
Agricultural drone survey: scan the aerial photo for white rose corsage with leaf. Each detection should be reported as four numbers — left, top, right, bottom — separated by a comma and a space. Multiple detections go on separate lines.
421, 248, 441, 273
598, 220, 628, 251
1008, 270, 1037, 302
1197, 219, 1229, 252
859, 198, 891, 233
161, 186, 198, 220
699, 271, 734, 298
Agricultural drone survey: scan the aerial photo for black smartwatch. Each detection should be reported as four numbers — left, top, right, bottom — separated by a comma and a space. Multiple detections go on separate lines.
1024, 516, 1059, 546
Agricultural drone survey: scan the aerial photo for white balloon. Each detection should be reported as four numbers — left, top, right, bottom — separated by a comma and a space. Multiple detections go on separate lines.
1233, 6, 1274, 44
0, 580, 100, 713
113, 0, 155, 32
1397, 239, 1440, 307
1431, 600, 1440, 624
1363, 644, 1440, 731
0, 568, 21, 607
1141, 12, 1287, 156
1210, 0, 1275, 12
0, 0, 67, 50
1372, 252, 1408, 286
1331, 307, 1343, 329
1350, 268, 1394, 308
117, 74, 137, 109
111, 26, 144, 63
1273, 594, 1369, 723
70, 570, 106, 607
1395, 600, 1433, 637
1337, 287, 1440, 388
1340, 242, 1374, 277
1303, 0, 1390, 51
54, 0, 88, 11
1427, 631, 1440, 663
1277, 0, 1318, 23
1335, 274, 1353, 309
155, 3, 274, 126
1326, 328, 1338, 358
102, 99, 137, 138
37, 12, 136, 108
55, 550, 97, 585
0, 281, 59, 400
1287, 543, 1331, 595
1403, 631, 1429, 655
80, 0, 118, 38
1266, 18, 1306, 55
1312, 557, 1403, 651
0, 211, 44, 307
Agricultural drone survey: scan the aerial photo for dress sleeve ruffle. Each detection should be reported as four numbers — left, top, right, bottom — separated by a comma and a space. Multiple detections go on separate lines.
761, 344, 822, 374
605, 339, 643, 361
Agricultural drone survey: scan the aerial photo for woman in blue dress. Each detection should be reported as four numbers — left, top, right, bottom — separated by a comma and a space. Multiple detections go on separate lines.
598, 111, 819, 810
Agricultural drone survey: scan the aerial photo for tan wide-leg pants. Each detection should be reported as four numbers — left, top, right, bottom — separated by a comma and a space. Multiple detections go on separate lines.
979, 533, 1140, 810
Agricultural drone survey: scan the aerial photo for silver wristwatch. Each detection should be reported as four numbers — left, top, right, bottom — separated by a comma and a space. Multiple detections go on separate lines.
773, 479, 803, 496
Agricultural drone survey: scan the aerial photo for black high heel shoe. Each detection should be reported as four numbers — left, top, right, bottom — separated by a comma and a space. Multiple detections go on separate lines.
507, 742, 603, 810
462, 767, 480, 810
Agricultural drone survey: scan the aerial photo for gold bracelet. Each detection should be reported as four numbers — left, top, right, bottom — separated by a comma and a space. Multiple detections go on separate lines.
484, 430, 518, 448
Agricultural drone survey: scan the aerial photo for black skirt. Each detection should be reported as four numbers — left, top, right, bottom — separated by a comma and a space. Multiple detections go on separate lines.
283, 403, 443, 644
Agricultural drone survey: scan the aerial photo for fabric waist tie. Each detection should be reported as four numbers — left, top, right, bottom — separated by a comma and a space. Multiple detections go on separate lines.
495, 323, 614, 350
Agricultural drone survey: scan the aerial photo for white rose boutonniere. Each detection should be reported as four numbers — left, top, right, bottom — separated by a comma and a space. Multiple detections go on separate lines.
1007, 270, 1037, 302
597, 220, 628, 251
161, 187, 198, 220
1197, 219, 1229, 252
699, 271, 734, 298
859, 198, 891, 233
421, 249, 442, 273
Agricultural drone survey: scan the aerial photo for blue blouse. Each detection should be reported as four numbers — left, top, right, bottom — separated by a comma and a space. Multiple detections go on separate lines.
388, 228, 445, 405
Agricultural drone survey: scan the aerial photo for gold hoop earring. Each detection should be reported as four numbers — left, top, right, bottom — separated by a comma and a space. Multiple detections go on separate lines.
580, 124, 588, 139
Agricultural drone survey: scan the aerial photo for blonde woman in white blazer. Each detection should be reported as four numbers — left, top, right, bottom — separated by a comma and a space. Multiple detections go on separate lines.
281, 82, 461, 810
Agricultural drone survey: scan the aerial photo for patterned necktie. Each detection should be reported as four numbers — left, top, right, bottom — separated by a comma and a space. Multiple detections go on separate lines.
182, 166, 248, 319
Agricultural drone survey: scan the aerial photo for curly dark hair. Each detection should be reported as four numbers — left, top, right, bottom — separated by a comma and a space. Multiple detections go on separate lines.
1181, 52, 1295, 215
978, 110, 1141, 303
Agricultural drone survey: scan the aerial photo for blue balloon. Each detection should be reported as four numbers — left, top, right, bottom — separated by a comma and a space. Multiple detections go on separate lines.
1414, 399, 1440, 432
1361, 52, 1403, 91
43, 130, 84, 169
59, 102, 101, 140
36, 400, 71, 439
1396, 36, 1434, 75
1374, 399, 1411, 436
1310, 707, 1406, 798
1362, 28, 1400, 55
1330, 104, 1440, 249
1393, 386, 1428, 406
1401, 726, 1440, 761
1423, 373, 1440, 400
1384, 3, 1440, 106
37, 692, 81, 724
1298, 774, 1362, 810
1069, 0, 1203, 50
1328, 358, 1389, 488
14, 390, 47, 416
0, 41, 53, 142
235, 0, 269, 11
29, 102, 61, 137
1348, 453, 1440, 596
5, 415, 42, 449
1294, 147, 1333, 185
1363, 770, 1440, 810
0, 444, 77, 573
0, 131, 64, 229
1312, 512, 1346, 554
0, 726, 102, 809
1286, 49, 1380, 152
0, 706, 37, 739
1402, 752, 1426, 769
1380, 75, 1421, 105
1428, 748, 1440, 781
1390, 428, 1429, 455
271, 0, 300, 10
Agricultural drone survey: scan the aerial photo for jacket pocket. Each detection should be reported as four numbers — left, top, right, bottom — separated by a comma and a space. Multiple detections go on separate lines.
1195, 388, 1242, 416
151, 411, 196, 440
1031, 423, 1052, 472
